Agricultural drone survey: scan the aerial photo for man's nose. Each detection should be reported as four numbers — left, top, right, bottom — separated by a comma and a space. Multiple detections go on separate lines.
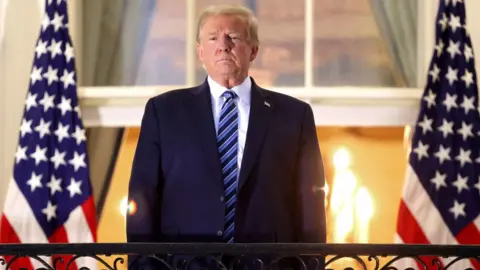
217, 35, 232, 52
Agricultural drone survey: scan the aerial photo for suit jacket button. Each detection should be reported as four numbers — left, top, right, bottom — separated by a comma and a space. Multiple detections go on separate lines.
217, 230, 223, 236
220, 196, 224, 202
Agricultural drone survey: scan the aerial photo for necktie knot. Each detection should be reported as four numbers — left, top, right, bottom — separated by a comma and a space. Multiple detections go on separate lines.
222, 90, 236, 101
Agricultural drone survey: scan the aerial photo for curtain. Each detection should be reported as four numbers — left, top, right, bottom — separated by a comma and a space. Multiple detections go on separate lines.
81, 0, 157, 217
370, 0, 418, 87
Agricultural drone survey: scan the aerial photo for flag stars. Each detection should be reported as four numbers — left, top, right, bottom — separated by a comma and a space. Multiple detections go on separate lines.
48, 39, 62, 59
449, 200, 466, 220
442, 93, 458, 112
454, 148, 472, 167
69, 152, 86, 172
438, 13, 448, 31
438, 119, 454, 138
35, 40, 48, 59
60, 70, 75, 89
460, 95, 475, 114
447, 40, 460, 59
457, 122, 473, 141
30, 146, 47, 165
40, 15, 50, 32
434, 145, 451, 164
418, 116, 433, 134
431, 171, 447, 191
449, 14, 462, 32
43, 65, 59, 86
423, 89, 437, 108
15, 146, 28, 164
464, 44, 474, 63
50, 149, 66, 169
19, 119, 33, 138
39, 93, 55, 112
42, 201, 57, 221
30, 66, 43, 86
54, 123, 70, 143
413, 141, 429, 161
445, 67, 458, 86
67, 178, 82, 198
429, 64, 441, 82
25, 93, 38, 111
72, 126, 86, 145
46, 176, 62, 195
64, 43, 74, 63
452, 174, 469, 194
34, 119, 51, 139
434, 41, 444, 58
50, 12, 64, 32
57, 97, 72, 116
461, 70, 474, 88
26, 172, 43, 192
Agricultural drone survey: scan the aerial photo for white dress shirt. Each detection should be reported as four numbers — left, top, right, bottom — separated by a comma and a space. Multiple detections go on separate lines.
208, 76, 251, 172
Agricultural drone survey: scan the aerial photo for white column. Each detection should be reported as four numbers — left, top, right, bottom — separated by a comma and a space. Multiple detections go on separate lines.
0, 0, 42, 210
186, 0, 196, 86
67, 0, 83, 85
417, 0, 437, 88
304, 0, 314, 104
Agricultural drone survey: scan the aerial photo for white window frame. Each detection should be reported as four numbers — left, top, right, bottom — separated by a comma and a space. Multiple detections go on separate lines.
74, 0, 437, 127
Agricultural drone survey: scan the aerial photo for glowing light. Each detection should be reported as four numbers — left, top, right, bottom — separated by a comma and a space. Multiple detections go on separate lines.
333, 147, 350, 170
120, 196, 137, 217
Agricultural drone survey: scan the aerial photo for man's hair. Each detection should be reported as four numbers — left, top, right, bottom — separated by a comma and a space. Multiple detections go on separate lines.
196, 4, 259, 46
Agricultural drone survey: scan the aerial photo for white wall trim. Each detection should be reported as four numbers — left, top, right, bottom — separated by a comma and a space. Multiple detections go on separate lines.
78, 86, 424, 127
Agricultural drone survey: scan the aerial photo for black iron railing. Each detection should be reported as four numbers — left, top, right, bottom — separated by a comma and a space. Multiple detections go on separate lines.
0, 243, 479, 269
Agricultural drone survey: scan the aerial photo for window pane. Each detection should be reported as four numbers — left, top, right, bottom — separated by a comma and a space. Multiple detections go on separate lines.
313, 0, 418, 87
80, 0, 186, 86
195, 0, 305, 87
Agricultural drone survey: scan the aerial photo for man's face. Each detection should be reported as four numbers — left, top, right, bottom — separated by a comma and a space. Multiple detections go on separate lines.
196, 14, 258, 80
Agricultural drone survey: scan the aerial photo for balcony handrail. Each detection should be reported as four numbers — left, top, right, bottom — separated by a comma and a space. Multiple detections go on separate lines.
0, 243, 479, 256
1, 243, 479, 269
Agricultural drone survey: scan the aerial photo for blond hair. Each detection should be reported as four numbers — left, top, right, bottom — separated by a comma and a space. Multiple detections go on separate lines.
196, 4, 259, 46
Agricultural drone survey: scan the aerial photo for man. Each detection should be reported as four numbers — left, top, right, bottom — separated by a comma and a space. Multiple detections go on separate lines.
126, 4, 326, 269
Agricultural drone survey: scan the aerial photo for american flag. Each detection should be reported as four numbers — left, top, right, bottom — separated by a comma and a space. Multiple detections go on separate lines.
394, 0, 480, 269
0, 0, 97, 269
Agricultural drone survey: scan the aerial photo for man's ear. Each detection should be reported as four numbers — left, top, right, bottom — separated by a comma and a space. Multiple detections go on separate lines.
196, 43, 203, 62
250, 45, 259, 62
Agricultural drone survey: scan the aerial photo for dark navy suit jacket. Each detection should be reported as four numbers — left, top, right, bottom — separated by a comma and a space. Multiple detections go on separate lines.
126, 78, 326, 269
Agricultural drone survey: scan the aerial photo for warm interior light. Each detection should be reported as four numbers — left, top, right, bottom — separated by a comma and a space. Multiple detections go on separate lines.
404, 125, 412, 157
335, 199, 354, 243
354, 187, 374, 243
120, 196, 137, 217
330, 170, 357, 214
333, 147, 350, 170
330, 146, 374, 245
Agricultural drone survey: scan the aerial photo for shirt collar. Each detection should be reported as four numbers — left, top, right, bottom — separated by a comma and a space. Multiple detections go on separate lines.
208, 76, 252, 105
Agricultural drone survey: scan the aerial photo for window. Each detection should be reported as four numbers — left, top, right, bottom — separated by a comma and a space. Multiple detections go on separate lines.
313, 0, 418, 87
79, 0, 420, 88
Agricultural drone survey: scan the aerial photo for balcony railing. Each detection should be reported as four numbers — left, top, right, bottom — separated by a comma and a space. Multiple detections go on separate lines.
0, 243, 479, 269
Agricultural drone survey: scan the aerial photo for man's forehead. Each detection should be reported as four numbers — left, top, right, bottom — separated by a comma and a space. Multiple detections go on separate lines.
203, 15, 246, 27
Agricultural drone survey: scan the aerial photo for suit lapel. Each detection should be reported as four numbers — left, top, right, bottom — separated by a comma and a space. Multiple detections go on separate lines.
238, 81, 274, 192
187, 80, 223, 188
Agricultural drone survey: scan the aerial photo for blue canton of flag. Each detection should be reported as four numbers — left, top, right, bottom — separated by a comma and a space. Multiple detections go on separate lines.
0, 0, 97, 269
396, 0, 480, 269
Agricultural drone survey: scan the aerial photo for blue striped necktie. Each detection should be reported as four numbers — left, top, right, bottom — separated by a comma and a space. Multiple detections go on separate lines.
217, 90, 238, 243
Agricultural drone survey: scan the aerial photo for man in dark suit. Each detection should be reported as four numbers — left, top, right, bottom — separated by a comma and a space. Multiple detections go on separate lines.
126, 4, 326, 269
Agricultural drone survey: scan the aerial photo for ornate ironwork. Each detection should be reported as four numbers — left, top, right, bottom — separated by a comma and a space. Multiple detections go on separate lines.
0, 243, 478, 269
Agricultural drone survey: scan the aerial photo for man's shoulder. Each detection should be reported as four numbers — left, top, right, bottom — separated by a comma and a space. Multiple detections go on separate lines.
259, 86, 309, 111
149, 86, 197, 104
